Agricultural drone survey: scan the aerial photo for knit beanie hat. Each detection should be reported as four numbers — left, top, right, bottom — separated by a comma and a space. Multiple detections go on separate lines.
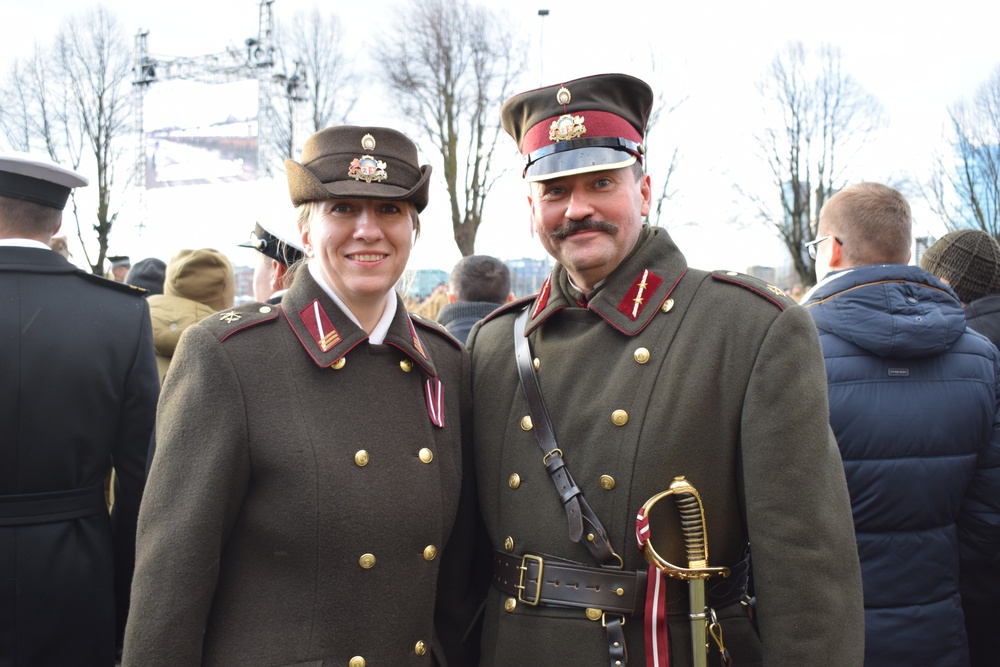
920, 229, 1000, 304
125, 257, 167, 296
164, 248, 236, 312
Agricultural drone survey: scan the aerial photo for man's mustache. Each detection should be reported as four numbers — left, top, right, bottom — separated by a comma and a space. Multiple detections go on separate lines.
547, 218, 618, 240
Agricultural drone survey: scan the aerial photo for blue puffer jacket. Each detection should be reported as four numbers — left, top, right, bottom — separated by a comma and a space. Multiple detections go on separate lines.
803, 264, 1000, 667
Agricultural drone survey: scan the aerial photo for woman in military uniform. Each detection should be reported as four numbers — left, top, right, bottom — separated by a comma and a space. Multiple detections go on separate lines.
123, 127, 479, 666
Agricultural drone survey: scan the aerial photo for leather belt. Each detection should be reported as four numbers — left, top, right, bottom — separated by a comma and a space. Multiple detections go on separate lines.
0, 484, 107, 526
494, 550, 752, 617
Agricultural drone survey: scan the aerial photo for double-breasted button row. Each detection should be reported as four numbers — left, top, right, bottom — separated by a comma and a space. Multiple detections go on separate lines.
358, 545, 437, 568
353, 449, 434, 466
506, 472, 615, 491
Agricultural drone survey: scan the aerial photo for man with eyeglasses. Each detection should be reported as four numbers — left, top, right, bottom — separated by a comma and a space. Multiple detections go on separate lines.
802, 182, 1000, 667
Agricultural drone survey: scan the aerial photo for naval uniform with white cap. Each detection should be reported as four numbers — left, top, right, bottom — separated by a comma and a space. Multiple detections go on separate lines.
467, 74, 864, 666
0, 153, 158, 665
123, 127, 480, 666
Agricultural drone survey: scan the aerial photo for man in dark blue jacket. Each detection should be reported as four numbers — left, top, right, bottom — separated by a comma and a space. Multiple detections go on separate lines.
802, 182, 1000, 667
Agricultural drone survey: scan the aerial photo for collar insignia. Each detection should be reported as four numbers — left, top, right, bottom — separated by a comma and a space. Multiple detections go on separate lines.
219, 311, 241, 323
531, 276, 552, 320
407, 316, 429, 360
617, 268, 664, 321
549, 114, 586, 142
299, 299, 342, 352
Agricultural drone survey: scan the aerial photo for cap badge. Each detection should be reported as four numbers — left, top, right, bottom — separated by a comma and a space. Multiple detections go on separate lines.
549, 114, 586, 142
617, 268, 664, 321
555, 86, 572, 105
361, 133, 377, 151
299, 299, 342, 353
348, 154, 388, 184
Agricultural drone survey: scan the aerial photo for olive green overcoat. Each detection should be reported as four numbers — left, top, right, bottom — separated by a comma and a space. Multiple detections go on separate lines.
467, 226, 864, 666
123, 269, 478, 666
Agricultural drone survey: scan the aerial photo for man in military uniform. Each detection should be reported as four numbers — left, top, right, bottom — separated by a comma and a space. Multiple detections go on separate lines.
0, 152, 159, 665
238, 219, 305, 303
467, 74, 864, 666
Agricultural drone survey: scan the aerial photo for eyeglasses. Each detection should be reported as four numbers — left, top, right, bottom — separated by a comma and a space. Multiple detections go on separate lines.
804, 235, 841, 260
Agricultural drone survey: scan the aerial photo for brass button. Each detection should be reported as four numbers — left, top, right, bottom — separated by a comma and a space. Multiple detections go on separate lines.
350, 658, 365, 667
520, 415, 533, 431
414, 640, 427, 656
508, 473, 521, 489
400, 359, 413, 372
633, 347, 650, 364
585, 608, 603, 621
259, 305, 272, 313
599, 475, 616, 490
418, 448, 433, 463
503, 536, 514, 552
504, 597, 517, 612
423, 545, 437, 561
533, 357, 540, 371
354, 450, 369, 467
611, 410, 629, 426
726, 271, 738, 276
332, 357, 346, 370
616, 587, 625, 596
661, 299, 674, 313
359, 553, 376, 569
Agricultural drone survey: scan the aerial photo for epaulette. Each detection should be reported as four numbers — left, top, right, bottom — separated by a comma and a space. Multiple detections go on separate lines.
199, 302, 282, 343
479, 294, 536, 326
710, 270, 796, 311
409, 312, 462, 350
79, 271, 147, 296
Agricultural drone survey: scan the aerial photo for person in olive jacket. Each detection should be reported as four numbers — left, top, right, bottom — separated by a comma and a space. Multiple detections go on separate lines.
0, 152, 158, 665
123, 126, 480, 666
466, 73, 864, 666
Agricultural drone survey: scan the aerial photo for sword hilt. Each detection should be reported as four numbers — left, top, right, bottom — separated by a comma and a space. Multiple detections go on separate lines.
670, 476, 709, 569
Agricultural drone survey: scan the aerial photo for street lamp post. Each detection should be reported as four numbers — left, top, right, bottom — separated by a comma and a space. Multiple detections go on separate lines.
538, 9, 549, 84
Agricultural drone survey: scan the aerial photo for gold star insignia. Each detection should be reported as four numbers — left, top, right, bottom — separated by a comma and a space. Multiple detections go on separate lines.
219, 311, 241, 323
633, 295, 644, 306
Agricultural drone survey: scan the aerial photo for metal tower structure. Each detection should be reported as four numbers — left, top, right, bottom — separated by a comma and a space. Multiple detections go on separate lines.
130, 0, 289, 229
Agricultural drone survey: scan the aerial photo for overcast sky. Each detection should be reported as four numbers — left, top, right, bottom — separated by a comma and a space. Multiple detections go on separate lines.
2, 0, 999, 282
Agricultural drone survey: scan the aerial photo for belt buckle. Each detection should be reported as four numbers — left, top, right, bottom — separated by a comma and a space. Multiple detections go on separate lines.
516, 554, 543, 606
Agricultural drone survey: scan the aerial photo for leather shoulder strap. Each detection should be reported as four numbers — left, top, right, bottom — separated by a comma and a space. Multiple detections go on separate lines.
513, 307, 616, 565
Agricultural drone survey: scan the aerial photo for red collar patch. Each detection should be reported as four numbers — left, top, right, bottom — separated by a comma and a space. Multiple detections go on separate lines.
407, 315, 429, 360
531, 276, 552, 320
617, 269, 663, 321
299, 299, 342, 352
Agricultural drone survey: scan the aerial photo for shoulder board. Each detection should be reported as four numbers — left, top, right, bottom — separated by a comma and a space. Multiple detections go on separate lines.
409, 313, 462, 350
197, 302, 281, 342
710, 270, 796, 311
78, 271, 148, 296
479, 294, 536, 326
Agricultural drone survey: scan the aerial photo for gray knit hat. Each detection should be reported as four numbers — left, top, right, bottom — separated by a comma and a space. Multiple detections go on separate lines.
920, 229, 1000, 304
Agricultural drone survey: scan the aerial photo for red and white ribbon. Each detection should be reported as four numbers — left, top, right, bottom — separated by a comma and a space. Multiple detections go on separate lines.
424, 377, 444, 428
637, 507, 670, 666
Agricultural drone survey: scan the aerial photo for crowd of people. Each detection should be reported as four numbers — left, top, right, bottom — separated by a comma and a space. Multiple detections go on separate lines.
1, 71, 997, 667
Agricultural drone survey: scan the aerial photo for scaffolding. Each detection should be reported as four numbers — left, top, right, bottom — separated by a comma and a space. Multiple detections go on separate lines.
130, 0, 296, 230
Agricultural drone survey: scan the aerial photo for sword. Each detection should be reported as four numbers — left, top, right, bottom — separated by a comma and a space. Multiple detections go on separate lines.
637, 476, 728, 667
670, 476, 710, 667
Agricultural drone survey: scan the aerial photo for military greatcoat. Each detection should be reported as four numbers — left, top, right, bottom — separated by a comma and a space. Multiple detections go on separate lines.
0, 245, 158, 665
467, 226, 865, 666
123, 269, 478, 666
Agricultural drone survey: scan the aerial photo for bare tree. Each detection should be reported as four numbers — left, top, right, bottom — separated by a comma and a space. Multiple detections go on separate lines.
925, 65, 1000, 236
644, 76, 687, 227
271, 9, 357, 162
742, 42, 884, 285
376, 0, 527, 256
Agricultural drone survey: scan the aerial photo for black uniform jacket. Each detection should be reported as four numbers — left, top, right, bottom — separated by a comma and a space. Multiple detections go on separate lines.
0, 245, 158, 666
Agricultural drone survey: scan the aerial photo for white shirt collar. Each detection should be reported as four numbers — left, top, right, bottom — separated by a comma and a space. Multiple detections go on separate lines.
0, 238, 52, 250
307, 261, 397, 344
